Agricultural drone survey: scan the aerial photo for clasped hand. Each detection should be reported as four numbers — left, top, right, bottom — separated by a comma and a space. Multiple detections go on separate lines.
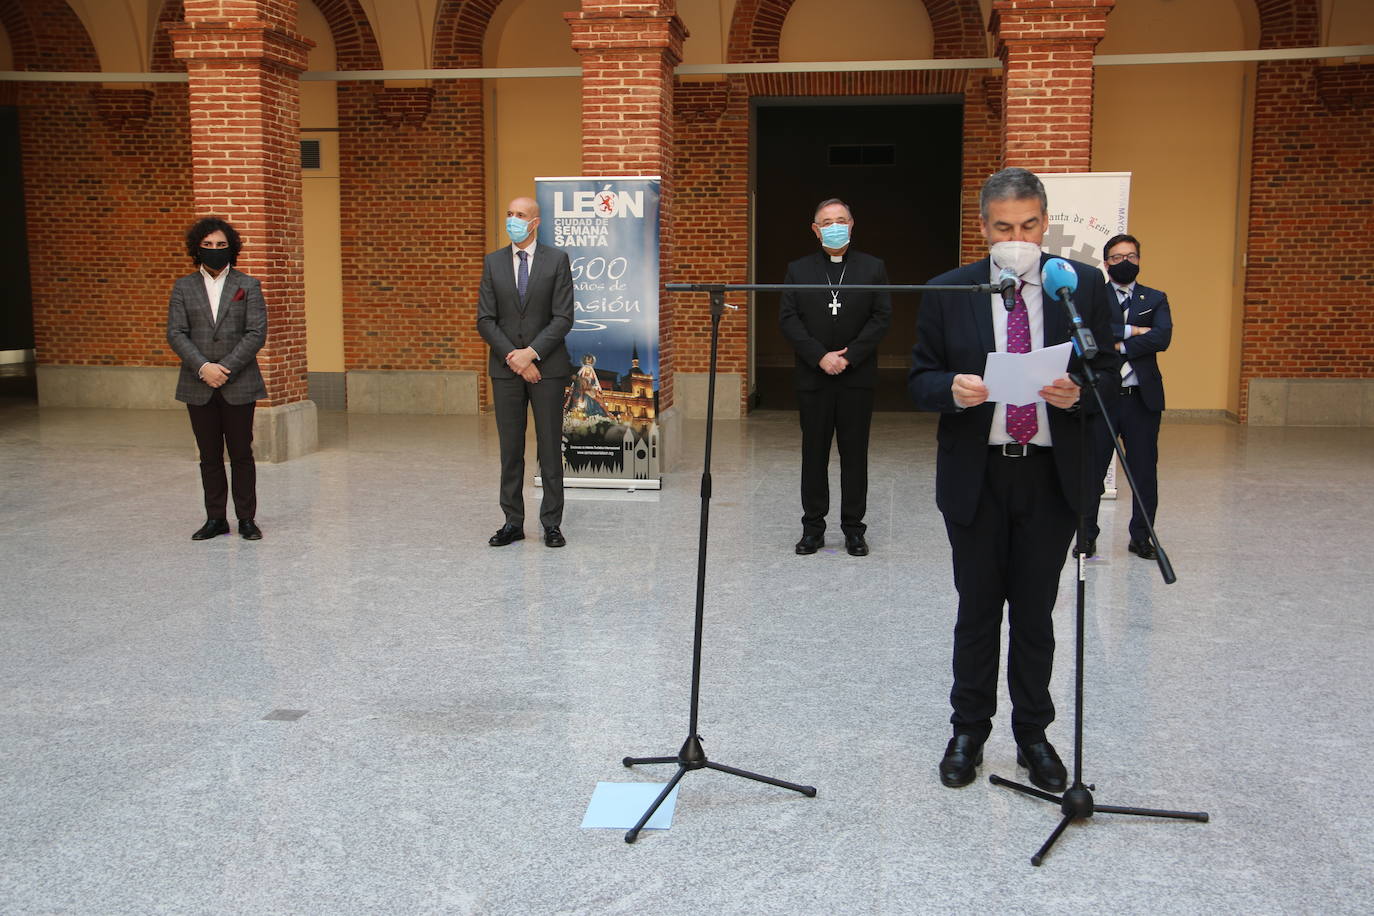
200, 363, 230, 388
818, 348, 849, 375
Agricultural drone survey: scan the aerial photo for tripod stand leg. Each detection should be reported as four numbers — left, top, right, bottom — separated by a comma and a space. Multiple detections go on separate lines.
625, 765, 688, 844
704, 760, 817, 796
1031, 813, 1075, 867
623, 755, 678, 767
1094, 803, 1209, 822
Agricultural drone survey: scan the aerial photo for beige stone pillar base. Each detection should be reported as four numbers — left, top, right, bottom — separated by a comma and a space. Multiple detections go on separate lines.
253, 399, 318, 463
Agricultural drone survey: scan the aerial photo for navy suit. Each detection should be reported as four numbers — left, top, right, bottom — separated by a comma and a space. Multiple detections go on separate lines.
1088, 282, 1172, 543
909, 253, 1119, 744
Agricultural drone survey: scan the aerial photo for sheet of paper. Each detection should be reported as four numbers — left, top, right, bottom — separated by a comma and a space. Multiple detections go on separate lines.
580, 782, 680, 830
982, 341, 1074, 405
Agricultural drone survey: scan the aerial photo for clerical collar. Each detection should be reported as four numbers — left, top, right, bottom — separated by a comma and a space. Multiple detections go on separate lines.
828, 253, 845, 263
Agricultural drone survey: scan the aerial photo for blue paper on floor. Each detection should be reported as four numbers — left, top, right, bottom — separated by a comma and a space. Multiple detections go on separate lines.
581, 782, 680, 830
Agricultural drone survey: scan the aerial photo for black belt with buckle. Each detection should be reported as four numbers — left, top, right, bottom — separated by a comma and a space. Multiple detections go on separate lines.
992, 443, 1052, 457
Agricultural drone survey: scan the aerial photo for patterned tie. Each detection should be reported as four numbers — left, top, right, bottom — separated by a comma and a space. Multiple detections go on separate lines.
1120, 288, 1132, 380
517, 249, 529, 300
1006, 282, 1038, 445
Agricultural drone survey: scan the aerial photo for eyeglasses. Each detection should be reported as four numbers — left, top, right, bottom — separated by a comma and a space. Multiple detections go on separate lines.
1105, 252, 1140, 265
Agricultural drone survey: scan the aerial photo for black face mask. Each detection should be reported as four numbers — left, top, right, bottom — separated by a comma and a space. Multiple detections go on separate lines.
1106, 259, 1139, 285
199, 247, 232, 271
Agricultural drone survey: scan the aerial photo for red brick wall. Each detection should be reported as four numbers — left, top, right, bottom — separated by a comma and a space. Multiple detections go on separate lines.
991, 0, 1113, 172
1240, 0, 1374, 420
7, 0, 192, 370
337, 0, 490, 404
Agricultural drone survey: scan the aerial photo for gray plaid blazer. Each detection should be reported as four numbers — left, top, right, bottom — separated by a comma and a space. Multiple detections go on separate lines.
166, 268, 268, 406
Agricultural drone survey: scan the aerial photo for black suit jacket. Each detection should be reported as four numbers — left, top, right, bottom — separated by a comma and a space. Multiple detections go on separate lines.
779, 250, 892, 390
476, 244, 575, 379
908, 254, 1120, 527
1114, 282, 1171, 412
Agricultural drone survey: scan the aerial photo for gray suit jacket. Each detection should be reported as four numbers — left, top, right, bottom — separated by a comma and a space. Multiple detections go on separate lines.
166, 268, 268, 406
476, 244, 575, 379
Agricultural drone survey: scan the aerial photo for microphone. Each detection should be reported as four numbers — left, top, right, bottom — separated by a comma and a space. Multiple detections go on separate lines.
1041, 258, 1098, 359
997, 268, 1018, 312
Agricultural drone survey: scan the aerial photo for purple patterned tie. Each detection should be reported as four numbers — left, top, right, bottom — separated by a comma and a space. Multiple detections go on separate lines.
1006, 282, 1038, 445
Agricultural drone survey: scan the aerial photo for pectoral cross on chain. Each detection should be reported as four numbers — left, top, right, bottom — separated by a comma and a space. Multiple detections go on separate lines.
828, 294, 842, 316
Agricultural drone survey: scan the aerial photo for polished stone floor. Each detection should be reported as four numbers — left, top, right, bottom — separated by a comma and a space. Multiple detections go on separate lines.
2, 399, 1372, 915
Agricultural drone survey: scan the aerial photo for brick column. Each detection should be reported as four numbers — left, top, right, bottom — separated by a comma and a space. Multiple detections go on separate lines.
990, 0, 1113, 170
566, 0, 700, 444
168, 1, 318, 461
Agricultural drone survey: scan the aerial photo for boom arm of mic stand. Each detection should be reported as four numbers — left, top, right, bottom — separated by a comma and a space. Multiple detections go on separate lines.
1078, 360, 1177, 585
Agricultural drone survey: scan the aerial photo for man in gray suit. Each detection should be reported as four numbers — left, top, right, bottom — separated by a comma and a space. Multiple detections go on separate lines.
476, 196, 575, 548
166, 218, 268, 541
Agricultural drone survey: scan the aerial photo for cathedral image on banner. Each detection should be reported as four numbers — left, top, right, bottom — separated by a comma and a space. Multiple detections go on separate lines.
561, 344, 659, 479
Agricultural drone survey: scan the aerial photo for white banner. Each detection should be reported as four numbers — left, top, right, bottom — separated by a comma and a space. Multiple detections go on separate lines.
1039, 172, 1131, 498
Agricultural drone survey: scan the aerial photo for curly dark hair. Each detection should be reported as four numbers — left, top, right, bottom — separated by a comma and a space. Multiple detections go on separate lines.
184, 217, 242, 265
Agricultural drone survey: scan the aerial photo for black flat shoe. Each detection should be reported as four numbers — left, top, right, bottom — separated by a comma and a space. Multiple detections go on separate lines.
1127, 539, 1158, 560
544, 526, 566, 548
795, 533, 823, 555
488, 524, 525, 547
844, 534, 869, 556
939, 734, 984, 788
191, 518, 230, 541
238, 519, 262, 540
1017, 741, 1068, 793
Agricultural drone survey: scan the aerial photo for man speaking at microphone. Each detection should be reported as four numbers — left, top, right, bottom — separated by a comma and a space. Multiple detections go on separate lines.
908, 168, 1118, 792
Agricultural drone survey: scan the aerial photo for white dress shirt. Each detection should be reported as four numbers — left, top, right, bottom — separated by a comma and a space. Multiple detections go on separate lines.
987, 258, 1052, 447
197, 264, 230, 377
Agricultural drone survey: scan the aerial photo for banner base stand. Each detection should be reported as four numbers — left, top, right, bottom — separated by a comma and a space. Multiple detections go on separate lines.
535, 475, 662, 491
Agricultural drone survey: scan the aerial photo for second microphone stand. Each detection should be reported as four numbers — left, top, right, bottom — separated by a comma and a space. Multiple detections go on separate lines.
989, 293, 1209, 865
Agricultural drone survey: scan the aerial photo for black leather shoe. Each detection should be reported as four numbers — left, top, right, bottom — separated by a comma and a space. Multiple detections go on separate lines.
1072, 537, 1096, 558
1017, 741, 1068, 793
544, 526, 566, 548
238, 519, 262, 540
939, 734, 985, 788
845, 533, 869, 556
488, 524, 525, 547
191, 518, 230, 541
1128, 539, 1158, 560
795, 533, 823, 555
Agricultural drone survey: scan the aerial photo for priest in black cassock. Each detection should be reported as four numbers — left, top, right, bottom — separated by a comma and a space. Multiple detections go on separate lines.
779, 198, 893, 557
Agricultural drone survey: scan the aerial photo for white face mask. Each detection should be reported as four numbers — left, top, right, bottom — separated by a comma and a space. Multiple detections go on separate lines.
990, 240, 1042, 278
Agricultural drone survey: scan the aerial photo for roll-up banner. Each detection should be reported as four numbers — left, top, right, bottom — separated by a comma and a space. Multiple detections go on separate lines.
1039, 172, 1132, 499
535, 177, 662, 489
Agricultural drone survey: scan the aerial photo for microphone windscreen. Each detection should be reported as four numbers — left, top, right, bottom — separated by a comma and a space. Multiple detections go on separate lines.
1041, 258, 1078, 301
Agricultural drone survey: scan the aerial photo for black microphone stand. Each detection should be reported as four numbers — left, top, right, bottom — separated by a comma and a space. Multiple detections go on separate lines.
620, 279, 995, 843
988, 286, 1208, 865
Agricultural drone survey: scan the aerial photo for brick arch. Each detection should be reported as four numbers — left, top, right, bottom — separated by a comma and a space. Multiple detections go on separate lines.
434, 0, 505, 69
727, 0, 984, 64
0, 0, 100, 71
1254, 0, 1320, 49
308, 0, 383, 70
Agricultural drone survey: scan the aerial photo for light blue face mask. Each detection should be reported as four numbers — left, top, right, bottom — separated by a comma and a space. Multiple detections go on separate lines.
819, 222, 850, 249
506, 216, 532, 243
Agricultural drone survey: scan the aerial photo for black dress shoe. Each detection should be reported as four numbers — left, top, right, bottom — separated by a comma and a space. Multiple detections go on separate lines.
939, 734, 985, 788
238, 519, 262, 540
191, 518, 230, 541
488, 524, 525, 547
544, 526, 566, 548
795, 533, 823, 555
844, 533, 869, 556
1128, 539, 1158, 560
1017, 741, 1068, 793
1072, 537, 1096, 558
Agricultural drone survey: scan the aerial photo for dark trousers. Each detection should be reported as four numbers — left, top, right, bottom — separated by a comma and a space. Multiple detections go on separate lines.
186, 389, 257, 521
1087, 388, 1161, 543
797, 385, 874, 537
943, 451, 1077, 746
492, 373, 565, 530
